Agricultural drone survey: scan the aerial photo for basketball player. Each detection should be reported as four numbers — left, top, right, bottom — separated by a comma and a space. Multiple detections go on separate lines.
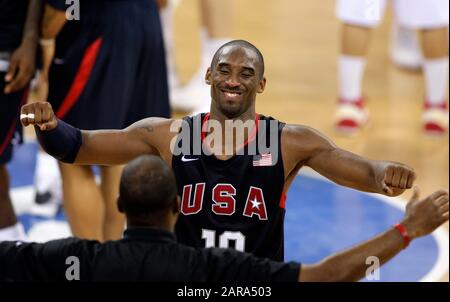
20, 40, 417, 261
335, 0, 449, 135
1, 155, 448, 282
0, 0, 43, 241
37, 0, 171, 241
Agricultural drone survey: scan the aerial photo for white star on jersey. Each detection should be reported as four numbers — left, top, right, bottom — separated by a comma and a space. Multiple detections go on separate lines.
250, 198, 261, 209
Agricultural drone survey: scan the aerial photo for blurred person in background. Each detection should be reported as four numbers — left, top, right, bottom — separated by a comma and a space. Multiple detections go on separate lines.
0, 0, 43, 241
159, 0, 233, 114
335, 0, 448, 136
390, 22, 422, 70
39, 0, 170, 241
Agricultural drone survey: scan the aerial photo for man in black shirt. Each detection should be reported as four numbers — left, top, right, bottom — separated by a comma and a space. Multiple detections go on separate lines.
0, 155, 448, 282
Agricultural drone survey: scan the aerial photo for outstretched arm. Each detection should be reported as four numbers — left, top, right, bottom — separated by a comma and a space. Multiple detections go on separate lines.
299, 188, 449, 282
75, 118, 168, 165
283, 125, 416, 196
20, 102, 173, 165
0, 238, 98, 281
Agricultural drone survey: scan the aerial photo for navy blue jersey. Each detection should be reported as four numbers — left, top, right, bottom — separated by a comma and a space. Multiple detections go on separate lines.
0, 72, 28, 164
47, 0, 170, 130
0, 0, 28, 51
173, 113, 287, 261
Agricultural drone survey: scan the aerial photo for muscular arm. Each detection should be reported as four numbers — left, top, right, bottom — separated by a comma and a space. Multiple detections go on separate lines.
21, 101, 176, 165
75, 118, 170, 165
300, 227, 403, 282
299, 189, 449, 282
282, 125, 415, 196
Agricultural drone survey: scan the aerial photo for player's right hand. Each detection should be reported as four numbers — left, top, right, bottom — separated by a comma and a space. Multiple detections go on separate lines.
20, 101, 58, 131
401, 187, 449, 240
4, 42, 36, 94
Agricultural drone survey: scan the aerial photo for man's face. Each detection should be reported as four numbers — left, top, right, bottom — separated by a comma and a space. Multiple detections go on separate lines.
206, 46, 266, 118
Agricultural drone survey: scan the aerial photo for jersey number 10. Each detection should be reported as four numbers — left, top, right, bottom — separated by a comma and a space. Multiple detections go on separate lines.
202, 228, 246, 252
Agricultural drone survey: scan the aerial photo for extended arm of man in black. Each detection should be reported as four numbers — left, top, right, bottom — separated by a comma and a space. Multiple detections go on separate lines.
299, 188, 448, 281
0, 238, 92, 281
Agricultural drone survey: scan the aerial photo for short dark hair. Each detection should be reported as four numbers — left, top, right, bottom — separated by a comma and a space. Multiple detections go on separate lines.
119, 155, 178, 219
211, 40, 265, 78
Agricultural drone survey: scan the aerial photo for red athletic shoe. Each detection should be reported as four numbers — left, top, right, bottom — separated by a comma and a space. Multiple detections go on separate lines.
335, 98, 369, 134
422, 101, 448, 136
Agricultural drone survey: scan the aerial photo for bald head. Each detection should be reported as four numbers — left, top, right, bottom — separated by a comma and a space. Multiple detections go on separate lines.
211, 40, 265, 79
119, 155, 178, 220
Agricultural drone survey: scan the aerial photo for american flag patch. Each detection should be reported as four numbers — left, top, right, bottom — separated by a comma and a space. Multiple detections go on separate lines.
253, 153, 273, 166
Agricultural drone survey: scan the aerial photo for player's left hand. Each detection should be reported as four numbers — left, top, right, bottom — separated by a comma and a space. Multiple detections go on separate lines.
401, 187, 449, 239
375, 162, 416, 196
4, 40, 36, 94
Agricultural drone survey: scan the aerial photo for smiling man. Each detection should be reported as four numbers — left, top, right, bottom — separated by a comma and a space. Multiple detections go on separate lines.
208, 41, 265, 118
20, 40, 416, 261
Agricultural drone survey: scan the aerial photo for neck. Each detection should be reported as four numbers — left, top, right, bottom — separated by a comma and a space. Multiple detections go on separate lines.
209, 103, 256, 125
206, 104, 257, 156
126, 217, 174, 233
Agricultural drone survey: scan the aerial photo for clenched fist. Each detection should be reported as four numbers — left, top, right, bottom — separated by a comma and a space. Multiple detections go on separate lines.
374, 161, 416, 196
20, 101, 58, 131
401, 187, 449, 239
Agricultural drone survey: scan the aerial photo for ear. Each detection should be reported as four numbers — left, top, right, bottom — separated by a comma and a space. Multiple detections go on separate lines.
257, 77, 266, 94
205, 67, 212, 85
117, 197, 124, 213
172, 196, 181, 214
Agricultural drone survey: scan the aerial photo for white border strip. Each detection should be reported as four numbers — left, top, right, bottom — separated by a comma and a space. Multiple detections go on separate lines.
299, 167, 449, 282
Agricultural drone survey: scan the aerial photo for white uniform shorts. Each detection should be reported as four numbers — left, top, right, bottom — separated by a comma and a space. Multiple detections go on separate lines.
337, 0, 449, 29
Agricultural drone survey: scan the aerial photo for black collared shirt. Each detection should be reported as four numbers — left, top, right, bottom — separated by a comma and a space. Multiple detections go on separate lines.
0, 228, 300, 282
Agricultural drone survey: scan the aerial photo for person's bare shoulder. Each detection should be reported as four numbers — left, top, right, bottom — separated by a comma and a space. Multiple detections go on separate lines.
127, 117, 184, 158
129, 117, 177, 133
281, 124, 336, 163
282, 124, 331, 148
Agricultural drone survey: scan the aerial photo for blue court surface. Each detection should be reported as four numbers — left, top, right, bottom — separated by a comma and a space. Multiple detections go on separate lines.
8, 141, 449, 282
